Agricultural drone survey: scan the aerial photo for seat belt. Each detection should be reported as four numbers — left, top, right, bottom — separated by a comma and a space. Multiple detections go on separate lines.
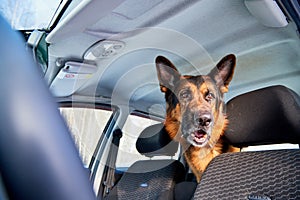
103, 128, 122, 197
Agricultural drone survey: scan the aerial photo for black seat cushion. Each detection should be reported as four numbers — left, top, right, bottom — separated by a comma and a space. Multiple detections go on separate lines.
225, 85, 300, 147
193, 149, 300, 200
108, 160, 185, 200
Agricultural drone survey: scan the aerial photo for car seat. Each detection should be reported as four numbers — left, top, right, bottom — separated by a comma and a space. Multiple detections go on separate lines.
106, 123, 185, 199
0, 16, 95, 199
193, 85, 300, 199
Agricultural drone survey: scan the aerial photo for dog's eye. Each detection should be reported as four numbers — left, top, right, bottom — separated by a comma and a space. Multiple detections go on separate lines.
179, 90, 191, 100
205, 92, 215, 102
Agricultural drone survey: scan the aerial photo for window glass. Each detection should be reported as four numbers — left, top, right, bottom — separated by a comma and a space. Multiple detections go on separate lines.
0, 0, 61, 30
60, 107, 113, 167
116, 114, 179, 170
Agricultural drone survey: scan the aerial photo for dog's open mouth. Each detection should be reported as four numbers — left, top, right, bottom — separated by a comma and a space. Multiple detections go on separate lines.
188, 129, 210, 147
193, 129, 208, 143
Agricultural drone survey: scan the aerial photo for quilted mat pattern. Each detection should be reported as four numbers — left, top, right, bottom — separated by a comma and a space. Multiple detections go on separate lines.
193, 149, 300, 200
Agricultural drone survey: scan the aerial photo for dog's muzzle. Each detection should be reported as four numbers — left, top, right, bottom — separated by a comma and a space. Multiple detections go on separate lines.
184, 113, 213, 147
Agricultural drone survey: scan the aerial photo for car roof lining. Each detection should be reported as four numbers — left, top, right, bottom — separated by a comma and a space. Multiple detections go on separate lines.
46, 0, 199, 43
45, 0, 300, 116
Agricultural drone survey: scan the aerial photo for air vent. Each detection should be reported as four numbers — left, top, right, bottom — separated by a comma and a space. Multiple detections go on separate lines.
84, 40, 125, 60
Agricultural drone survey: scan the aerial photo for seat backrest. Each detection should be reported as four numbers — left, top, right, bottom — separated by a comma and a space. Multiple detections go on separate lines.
107, 123, 185, 199
0, 16, 95, 199
193, 85, 300, 200
136, 123, 179, 157
225, 85, 300, 147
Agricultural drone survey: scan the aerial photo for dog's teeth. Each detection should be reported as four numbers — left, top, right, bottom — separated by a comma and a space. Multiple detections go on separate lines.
194, 136, 206, 143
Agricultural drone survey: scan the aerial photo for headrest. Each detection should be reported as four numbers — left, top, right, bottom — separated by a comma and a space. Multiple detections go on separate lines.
225, 85, 300, 147
136, 123, 179, 157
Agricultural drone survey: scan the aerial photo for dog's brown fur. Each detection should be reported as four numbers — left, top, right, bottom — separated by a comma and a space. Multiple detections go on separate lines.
155, 54, 238, 182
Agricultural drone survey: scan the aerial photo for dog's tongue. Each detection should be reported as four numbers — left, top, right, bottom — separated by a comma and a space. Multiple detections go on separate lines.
194, 130, 206, 139
193, 130, 207, 144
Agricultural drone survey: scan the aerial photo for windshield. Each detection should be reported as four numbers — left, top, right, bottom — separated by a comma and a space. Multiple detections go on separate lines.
0, 0, 61, 30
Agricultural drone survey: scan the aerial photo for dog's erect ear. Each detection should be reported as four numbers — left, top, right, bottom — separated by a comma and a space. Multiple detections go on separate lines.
208, 54, 236, 93
155, 56, 181, 93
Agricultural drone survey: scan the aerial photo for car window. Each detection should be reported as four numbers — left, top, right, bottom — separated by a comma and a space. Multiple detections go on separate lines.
60, 106, 113, 167
116, 114, 179, 171
0, 0, 61, 30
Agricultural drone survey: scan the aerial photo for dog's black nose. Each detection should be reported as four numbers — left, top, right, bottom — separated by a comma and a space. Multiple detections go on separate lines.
195, 114, 212, 127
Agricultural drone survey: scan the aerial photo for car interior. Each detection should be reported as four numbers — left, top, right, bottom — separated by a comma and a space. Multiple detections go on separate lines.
0, 0, 300, 199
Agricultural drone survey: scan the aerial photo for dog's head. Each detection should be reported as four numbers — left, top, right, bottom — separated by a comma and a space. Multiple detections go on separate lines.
155, 54, 236, 148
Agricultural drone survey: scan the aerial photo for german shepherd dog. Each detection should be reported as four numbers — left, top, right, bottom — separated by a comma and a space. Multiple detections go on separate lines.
155, 54, 236, 183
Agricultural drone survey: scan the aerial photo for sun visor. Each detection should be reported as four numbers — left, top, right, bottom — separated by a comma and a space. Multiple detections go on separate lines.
50, 61, 97, 97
